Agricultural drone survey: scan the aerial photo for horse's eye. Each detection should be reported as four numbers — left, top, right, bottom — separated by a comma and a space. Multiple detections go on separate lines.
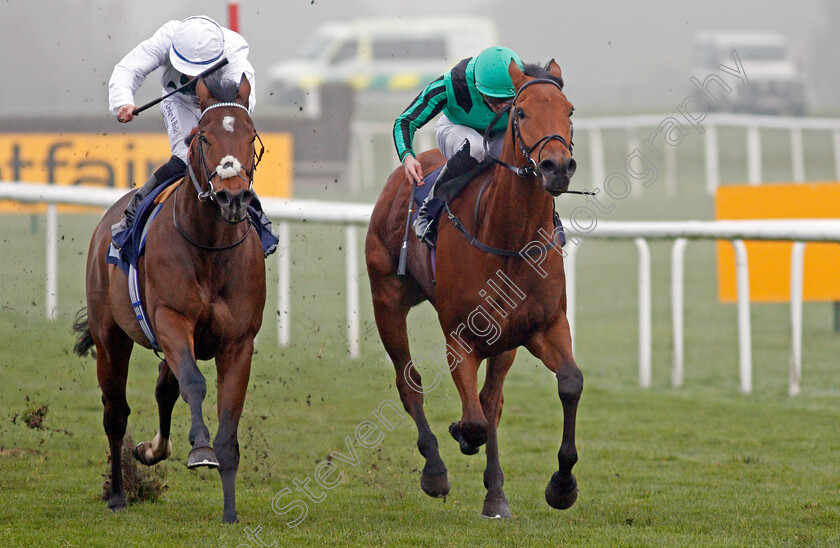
516, 108, 525, 119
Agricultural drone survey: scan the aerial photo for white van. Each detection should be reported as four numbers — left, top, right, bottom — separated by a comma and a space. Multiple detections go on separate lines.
693, 31, 808, 116
265, 17, 498, 115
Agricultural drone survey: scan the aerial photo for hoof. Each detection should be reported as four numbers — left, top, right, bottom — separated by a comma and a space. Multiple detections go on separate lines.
107, 493, 127, 512
221, 512, 238, 524
132, 437, 172, 466
420, 465, 450, 498
449, 422, 480, 456
481, 494, 511, 519
186, 445, 219, 469
545, 471, 578, 510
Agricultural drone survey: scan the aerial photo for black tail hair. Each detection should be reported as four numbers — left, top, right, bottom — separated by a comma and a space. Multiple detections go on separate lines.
72, 308, 96, 358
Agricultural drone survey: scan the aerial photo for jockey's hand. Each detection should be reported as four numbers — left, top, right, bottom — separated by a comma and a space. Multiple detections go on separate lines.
116, 104, 136, 124
403, 155, 424, 186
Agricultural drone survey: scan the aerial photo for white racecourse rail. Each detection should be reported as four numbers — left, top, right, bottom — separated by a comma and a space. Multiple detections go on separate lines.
350, 113, 840, 194
2, 182, 839, 396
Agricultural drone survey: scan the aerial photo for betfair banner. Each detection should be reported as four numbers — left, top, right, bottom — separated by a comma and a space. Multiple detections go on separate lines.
0, 133, 292, 212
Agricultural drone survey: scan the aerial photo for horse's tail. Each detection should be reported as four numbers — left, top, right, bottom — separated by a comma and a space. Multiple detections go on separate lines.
72, 308, 96, 358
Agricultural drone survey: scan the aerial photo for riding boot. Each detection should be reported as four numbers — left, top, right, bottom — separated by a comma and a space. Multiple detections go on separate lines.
248, 195, 279, 257
414, 140, 479, 247
111, 155, 186, 238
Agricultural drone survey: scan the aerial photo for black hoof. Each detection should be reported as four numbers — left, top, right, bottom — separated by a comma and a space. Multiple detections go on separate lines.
449, 422, 480, 455
107, 493, 127, 512
481, 494, 511, 519
545, 471, 578, 510
420, 465, 450, 498
222, 512, 238, 524
187, 445, 219, 469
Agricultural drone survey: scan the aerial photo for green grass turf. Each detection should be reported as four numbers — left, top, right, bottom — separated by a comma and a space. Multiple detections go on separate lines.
1, 134, 840, 546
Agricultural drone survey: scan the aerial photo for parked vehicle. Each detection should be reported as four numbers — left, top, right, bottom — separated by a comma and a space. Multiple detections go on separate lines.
265, 17, 498, 115
693, 31, 808, 116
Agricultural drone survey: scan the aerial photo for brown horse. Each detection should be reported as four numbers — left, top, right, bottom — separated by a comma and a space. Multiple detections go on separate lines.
366, 60, 580, 518
73, 76, 265, 523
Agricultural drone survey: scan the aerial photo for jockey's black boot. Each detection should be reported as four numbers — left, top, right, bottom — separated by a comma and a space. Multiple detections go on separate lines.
248, 195, 279, 257
112, 155, 186, 238
414, 140, 479, 247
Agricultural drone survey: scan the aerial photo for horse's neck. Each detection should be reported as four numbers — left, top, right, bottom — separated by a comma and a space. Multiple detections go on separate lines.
477, 145, 555, 249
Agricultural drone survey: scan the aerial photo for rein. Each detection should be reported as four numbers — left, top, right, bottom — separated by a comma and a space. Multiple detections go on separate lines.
441, 78, 572, 258
172, 184, 253, 251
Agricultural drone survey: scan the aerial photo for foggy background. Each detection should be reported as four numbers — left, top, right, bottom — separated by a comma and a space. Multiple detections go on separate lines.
1, 0, 837, 121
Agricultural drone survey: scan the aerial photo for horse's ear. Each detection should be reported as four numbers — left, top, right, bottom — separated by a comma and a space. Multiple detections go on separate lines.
546, 59, 563, 80
508, 59, 527, 91
236, 73, 250, 108
196, 78, 211, 111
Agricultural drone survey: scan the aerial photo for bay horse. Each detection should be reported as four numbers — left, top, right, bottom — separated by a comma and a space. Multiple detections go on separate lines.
73, 75, 265, 523
365, 60, 580, 518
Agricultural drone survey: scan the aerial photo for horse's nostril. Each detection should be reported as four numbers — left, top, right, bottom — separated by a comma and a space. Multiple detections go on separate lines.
565, 158, 577, 176
539, 159, 559, 174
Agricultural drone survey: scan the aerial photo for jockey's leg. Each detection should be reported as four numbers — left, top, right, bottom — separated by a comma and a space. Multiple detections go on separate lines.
112, 155, 186, 235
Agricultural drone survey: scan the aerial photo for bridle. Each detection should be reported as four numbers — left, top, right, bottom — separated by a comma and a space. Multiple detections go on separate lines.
483, 78, 573, 179
175, 101, 264, 251
186, 102, 265, 203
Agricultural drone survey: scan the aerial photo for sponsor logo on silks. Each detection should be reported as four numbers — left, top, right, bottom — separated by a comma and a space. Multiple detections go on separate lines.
166, 74, 197, 96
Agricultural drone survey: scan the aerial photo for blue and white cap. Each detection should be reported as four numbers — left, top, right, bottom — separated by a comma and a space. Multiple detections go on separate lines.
169, 16, 225, 76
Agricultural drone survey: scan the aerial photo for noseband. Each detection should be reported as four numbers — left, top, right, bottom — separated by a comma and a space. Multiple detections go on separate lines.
187, 102, 265, 202
483, 78, 574, 178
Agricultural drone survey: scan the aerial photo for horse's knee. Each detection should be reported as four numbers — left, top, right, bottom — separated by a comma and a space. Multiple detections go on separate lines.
556, 366, 583, 403
179, 373, 207, 401
103, 402, 130, 438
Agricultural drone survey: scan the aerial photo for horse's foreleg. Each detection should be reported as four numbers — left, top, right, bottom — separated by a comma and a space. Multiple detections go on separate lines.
478, 350, 516, 519
526, 313, 583, 511
447, 346, 487, 454
213, 340, 253, 524
133, 360, 177, 466
95, 325, 134, 511
372, 293, 449, 498
156, 310, 217, 469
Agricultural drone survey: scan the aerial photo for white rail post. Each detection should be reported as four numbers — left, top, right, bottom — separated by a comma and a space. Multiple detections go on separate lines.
790, 127, 805, 183
276, 222, 290, 346
589, 127, 605, 189
635, 238, 651, 389
704, 125, 720, 196
345, 225, 360, 358
671, 238, 688, 387
833, 129, 840, 182
789, 242, 806, 396
45, 204, 58, 320
732, 239, 752, 394
564, 242, 578, 354
747, 126, 762, 185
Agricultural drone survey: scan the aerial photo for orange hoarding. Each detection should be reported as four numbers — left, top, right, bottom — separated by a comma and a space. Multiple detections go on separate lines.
716, 183, 840, 302
0, 132, 292, 212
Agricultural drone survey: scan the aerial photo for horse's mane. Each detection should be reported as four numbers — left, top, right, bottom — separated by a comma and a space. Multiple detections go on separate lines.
522, 62, 564, 90
202, 72, 241, 103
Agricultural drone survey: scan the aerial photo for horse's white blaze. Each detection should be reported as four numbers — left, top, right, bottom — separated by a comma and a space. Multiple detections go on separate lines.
222, 116, 235, 133
215, 155, 243, 179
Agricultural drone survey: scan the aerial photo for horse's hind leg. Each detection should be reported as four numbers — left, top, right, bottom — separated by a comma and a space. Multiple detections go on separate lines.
526, 314, 583, 511
371, 281, 449, 498
95, 325, 134, 511
133, 360, 177, 466
479, 350, 516, 519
